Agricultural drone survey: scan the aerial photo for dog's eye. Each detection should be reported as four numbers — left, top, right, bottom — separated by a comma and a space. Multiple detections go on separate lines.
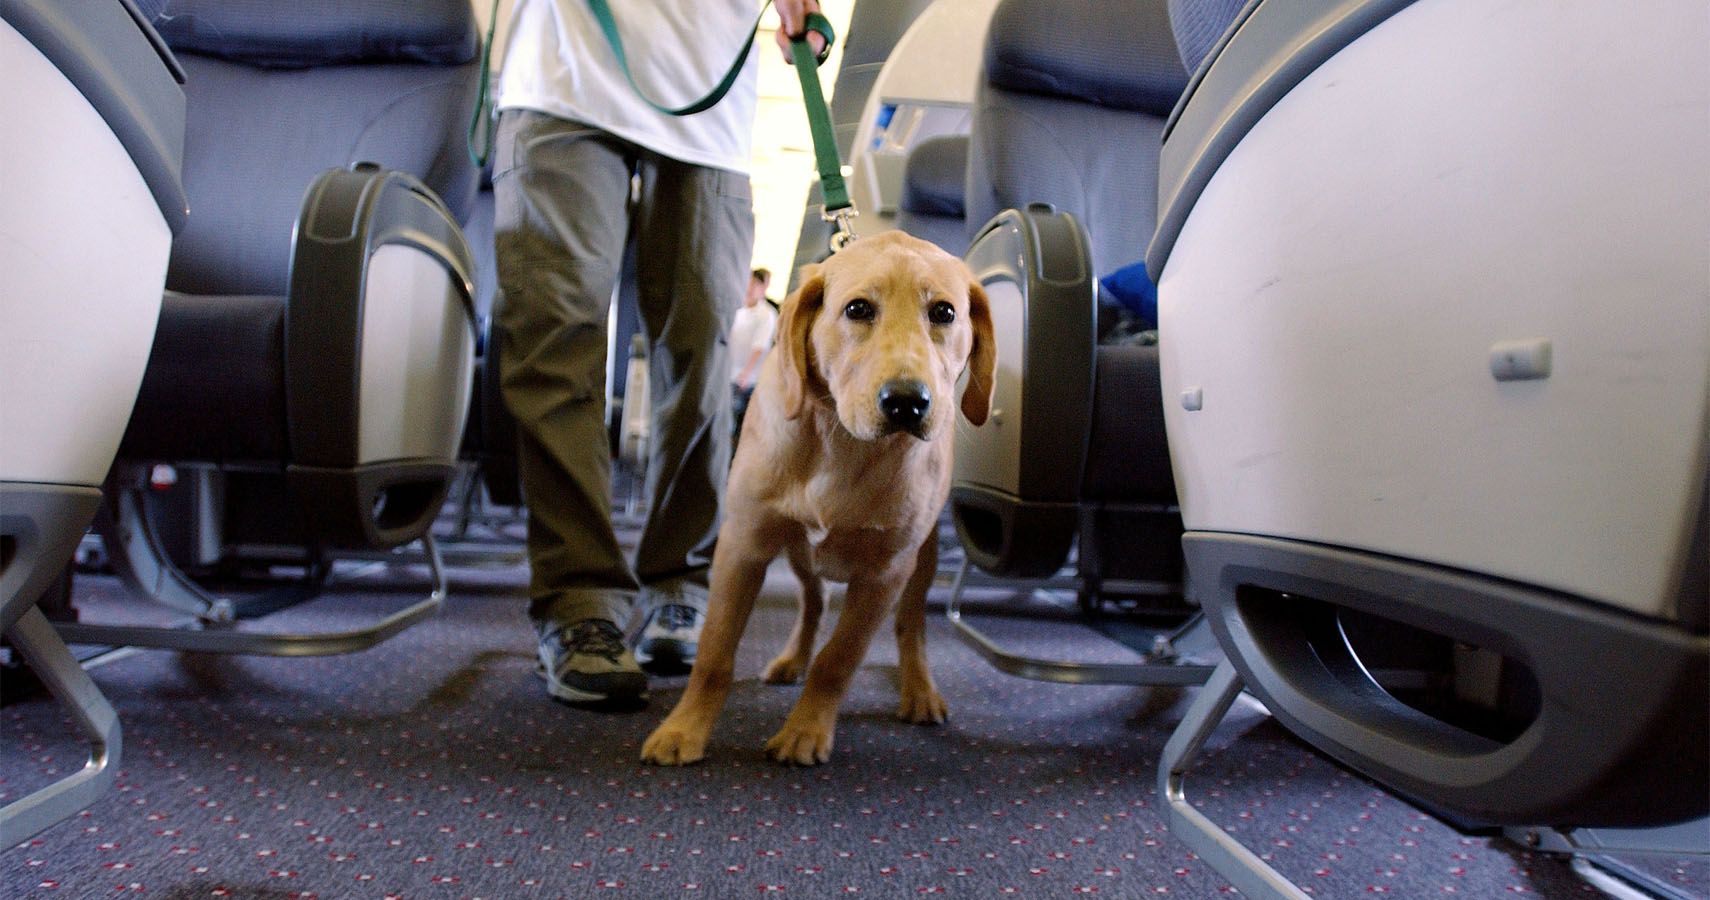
843, 299, 876, 322
928, 301, 956, 325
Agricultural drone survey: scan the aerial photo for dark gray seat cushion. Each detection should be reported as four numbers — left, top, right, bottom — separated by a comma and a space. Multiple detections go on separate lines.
1081, 344, 1175, 502
120, 293, 288, 463
965, 88, 1169, 276
897, 210, 970, 258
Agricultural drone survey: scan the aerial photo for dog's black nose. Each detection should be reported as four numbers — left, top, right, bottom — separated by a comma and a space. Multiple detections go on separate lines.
877, 379, 931, 432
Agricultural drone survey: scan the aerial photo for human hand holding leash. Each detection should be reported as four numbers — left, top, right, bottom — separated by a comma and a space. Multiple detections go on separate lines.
774, 0, 827, 62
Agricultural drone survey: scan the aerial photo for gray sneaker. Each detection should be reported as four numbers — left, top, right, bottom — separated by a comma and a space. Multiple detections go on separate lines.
537, 619, 647, 703
632, 604, 703, 675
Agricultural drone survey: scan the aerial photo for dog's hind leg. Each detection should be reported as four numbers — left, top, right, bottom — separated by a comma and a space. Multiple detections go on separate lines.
894, 533, 947, 724
762, 542, 824, 685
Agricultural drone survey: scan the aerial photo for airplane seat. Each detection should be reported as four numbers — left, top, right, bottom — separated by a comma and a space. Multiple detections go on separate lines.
63, 0, 482, 654
949, 0, 1190, 599
120, 0, 480, 548
1150, 0, 1709, 891
0, 0, 187, 843
894, 134, 970, 257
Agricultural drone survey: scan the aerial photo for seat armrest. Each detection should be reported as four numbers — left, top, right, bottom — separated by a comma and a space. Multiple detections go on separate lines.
950, 205, 1096, 577
285, 163, 478, 549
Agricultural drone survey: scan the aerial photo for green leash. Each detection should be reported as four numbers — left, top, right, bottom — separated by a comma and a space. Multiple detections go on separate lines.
586, 0, 799, 116
782, 10, 857, 246
466, 0, 501, 169
468, 2, 856, 248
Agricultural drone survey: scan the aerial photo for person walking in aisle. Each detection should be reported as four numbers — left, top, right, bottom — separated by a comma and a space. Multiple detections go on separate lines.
492, 0, 826, 703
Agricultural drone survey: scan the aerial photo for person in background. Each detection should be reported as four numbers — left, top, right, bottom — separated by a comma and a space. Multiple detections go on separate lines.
728, 267, 776, 449
492, 0, 826, 706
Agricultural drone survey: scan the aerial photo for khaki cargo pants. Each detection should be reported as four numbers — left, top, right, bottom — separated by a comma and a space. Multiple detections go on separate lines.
492, 109, 755, 631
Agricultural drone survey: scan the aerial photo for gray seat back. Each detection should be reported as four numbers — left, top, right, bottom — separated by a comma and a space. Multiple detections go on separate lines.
153, 0, 480, 296
963, 0, 1187, 276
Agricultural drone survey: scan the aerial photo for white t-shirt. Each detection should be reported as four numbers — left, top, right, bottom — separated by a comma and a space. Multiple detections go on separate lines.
729, 302, 777, 387
497, 0, 760, 174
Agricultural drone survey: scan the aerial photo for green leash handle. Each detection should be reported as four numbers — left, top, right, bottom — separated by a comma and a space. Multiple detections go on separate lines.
787, 10, 854, 236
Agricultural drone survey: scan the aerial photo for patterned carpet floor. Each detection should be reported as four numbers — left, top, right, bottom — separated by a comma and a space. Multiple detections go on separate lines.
3, 524, 1704, 899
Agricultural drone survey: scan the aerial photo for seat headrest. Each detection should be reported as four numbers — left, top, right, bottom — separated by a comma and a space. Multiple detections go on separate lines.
1166, 0, 1250, 74
984, 0, 1187, 116
901, 135, 969, 217
146, 0, 478, 68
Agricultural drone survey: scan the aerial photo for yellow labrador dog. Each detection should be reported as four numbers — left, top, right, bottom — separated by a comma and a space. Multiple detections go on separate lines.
641, 230, 994, 766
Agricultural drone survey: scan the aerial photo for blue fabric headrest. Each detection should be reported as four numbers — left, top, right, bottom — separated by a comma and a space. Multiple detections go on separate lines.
1167, 0, 1250, 74
984, 0, 1188, 116
901, 135, 969, 217
143, 0, 478, 68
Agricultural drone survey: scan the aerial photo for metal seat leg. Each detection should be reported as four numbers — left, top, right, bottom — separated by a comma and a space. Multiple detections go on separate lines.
1504, 818, 1710, 900
1158, 660, 1309, 900
90, 467, 329, 623
57, 485, 451, 657
0, 606, 122, 846
944, 557, 1216, 686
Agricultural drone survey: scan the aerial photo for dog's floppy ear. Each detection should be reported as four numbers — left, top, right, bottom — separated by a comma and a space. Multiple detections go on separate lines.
960, 280, 996, 426
777, 266, 825, 419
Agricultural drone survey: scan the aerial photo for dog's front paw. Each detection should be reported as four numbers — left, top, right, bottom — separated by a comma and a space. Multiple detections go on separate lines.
764, 720, 834, 766
641, 724, 709, 766
761, 654, 808, 685
897, 684, 947, 725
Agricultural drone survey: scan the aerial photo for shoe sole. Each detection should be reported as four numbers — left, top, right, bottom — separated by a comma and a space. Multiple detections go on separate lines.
536, 663, 647, 704
634, 639, 696, 676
